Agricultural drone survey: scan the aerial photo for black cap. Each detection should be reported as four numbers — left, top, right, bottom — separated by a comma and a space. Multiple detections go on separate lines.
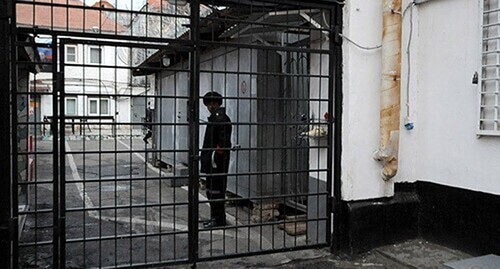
203, 91, 223, 106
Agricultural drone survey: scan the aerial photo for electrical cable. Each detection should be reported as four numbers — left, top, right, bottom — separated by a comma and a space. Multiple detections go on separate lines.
331, 0, 346, 5
336, 1, 416, 120
339, 33, 382, 50
322, 9, 381, 50
339, 2, 417, 52
405, 2, 416, 119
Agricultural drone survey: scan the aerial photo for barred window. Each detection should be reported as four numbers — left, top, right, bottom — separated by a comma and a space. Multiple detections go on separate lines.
481, 0, 500, 135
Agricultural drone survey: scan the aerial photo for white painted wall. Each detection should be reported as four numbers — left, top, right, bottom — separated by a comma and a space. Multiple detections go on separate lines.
342, 0, 500, 200
402, 0, 500, 194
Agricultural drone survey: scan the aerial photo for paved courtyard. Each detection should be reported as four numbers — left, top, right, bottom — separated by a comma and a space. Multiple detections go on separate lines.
19, 137, 309, 268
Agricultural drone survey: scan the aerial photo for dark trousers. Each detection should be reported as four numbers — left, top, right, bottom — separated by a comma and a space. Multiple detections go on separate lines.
143, 129, 152, 141
206, 175, 227, 225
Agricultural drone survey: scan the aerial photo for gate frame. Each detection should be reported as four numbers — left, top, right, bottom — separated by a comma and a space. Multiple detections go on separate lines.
1, 0, 14, 268
5, 0, 345, 267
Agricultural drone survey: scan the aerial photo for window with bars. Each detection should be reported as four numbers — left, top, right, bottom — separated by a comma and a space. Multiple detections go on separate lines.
481, 0, 500, 135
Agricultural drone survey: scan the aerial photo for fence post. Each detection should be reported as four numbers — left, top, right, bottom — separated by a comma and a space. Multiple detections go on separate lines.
0, 0, 14, 268
188, 0, 200, 265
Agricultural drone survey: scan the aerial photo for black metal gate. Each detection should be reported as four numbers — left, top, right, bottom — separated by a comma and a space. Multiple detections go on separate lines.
6, 0, 342, 267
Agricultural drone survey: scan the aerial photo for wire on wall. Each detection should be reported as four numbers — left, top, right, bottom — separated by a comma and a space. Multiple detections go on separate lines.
339, 33, 383, 50
405, 2, 416, 120
338, 3, 408, 51
338, 1, 417, 127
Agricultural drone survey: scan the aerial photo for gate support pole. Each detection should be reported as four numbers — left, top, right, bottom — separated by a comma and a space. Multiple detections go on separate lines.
0, 0, 13, 268
188, 0, 200, 265
332, 2, 344, 253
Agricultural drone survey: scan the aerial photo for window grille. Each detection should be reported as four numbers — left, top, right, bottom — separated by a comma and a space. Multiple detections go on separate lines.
481, 0, 500, 135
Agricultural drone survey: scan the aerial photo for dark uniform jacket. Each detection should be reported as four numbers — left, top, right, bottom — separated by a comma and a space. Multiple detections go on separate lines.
200, 107, 232, 174
144, 107, 153, 130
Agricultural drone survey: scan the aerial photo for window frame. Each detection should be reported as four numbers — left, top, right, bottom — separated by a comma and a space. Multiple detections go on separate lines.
65, 97, 77, 115
88, 46, 103, 64
99, 99, 109, 115
88, 98, 99, 115
65, 45, 77, 63
88, 98, 110, 115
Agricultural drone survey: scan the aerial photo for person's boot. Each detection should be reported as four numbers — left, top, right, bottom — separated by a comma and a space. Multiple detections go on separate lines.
213, 203, 226, 227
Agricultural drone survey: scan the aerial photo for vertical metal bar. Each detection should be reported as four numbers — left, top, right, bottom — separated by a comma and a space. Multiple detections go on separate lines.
1, 0, 14, 267
143, 53, 148, 265
10, 12, 18, 269
113, 43, 119, 268
51, 34, 60, 269
235, 45, 241, 257
82, 40, 87, 269
331, 4, 343, 252
97, 43, 103, 268
58, 40, 67, 269
248, 1, 254, 254
325, 8, 335, 245
188, 0, 200, 264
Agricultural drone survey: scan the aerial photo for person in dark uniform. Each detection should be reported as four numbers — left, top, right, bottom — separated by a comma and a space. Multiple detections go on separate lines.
143, 102, 153, 144
200, 92, 232, 228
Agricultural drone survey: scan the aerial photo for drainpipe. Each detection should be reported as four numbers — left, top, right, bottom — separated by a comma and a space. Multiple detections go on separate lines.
373, 0, 402, 181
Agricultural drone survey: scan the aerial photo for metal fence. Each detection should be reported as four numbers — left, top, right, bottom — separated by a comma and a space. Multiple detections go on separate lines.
6, 0, 342, 267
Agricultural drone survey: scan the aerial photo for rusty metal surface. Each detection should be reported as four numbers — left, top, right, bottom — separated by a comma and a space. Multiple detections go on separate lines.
374, 0, 402, 181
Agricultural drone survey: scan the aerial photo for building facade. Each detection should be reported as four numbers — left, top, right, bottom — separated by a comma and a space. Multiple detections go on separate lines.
339, 0, 499, 254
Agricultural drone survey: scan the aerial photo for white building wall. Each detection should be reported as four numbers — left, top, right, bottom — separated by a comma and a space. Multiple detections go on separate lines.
407, 0, 500, 194
342, 0, 500, 200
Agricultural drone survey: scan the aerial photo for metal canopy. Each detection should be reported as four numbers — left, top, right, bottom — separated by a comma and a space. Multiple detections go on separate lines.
135, 7, 328, 74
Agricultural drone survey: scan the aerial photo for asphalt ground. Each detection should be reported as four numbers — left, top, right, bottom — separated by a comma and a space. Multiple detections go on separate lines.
18, 138, 312, 268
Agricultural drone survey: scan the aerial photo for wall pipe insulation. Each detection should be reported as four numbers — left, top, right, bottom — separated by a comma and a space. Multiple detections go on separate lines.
373, 0, 402, 181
